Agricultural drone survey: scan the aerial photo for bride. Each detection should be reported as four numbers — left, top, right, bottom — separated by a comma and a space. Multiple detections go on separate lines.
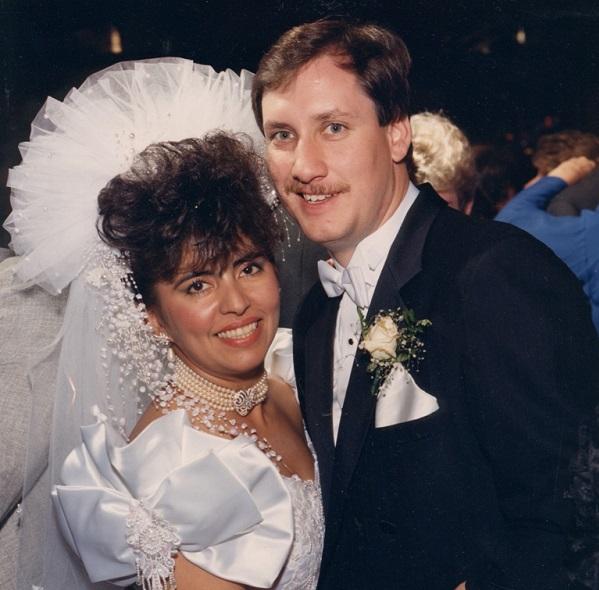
5, 59, 323, 589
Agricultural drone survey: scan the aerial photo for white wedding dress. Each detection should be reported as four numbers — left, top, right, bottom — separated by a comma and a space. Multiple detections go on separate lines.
51, 331, 324, 590
276, 473, 323, 589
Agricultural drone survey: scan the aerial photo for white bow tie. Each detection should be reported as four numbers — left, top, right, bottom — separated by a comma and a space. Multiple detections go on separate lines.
317, 259, 369, 308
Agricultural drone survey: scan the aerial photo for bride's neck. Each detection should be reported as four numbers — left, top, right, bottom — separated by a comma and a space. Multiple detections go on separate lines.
175, 353, 266, 391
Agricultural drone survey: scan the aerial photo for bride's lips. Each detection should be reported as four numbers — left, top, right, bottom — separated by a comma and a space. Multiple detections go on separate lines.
215, 319, 261, 347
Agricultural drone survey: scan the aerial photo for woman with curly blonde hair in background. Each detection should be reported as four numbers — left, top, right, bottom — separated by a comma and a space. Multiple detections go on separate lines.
409, 111, 475, 213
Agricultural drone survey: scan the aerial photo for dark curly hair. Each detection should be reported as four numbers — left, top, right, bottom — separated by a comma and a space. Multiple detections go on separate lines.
97, 133, 281, 306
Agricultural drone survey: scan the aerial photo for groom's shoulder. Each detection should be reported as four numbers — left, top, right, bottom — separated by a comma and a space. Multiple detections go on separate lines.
427, 206, 563, 272
423, 206, 586, 309
433, 204, 534, 246
411, 186, 552, 273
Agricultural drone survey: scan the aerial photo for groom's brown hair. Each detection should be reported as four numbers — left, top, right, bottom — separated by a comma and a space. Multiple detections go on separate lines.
252, 19, 412, 131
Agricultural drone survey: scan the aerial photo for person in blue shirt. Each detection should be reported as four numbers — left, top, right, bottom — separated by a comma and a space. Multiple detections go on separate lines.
496, 156, 599, 335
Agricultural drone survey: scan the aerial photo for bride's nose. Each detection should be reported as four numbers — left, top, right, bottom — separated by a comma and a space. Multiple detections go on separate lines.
219, 280, 251, 315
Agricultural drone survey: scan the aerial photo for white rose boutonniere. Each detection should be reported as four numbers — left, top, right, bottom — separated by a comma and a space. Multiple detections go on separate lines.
361, 315, 399, 361
358, 307, 431, 397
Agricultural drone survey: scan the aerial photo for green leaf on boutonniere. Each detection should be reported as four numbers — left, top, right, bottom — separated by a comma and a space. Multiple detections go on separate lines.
357, 306, 431, 397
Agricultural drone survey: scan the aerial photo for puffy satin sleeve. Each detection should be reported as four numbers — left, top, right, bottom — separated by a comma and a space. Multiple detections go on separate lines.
51, 409, 293, 589
265, 328, 296, 391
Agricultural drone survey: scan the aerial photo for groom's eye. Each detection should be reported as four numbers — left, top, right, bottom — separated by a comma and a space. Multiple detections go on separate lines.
270, 129, 293, 142
328, 123, 344, 133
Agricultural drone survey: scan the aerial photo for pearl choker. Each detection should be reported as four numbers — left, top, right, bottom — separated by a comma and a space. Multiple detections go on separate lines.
173, 356, 268, 416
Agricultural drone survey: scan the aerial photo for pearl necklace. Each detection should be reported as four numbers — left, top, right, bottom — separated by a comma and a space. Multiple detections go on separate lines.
174, 356, 267, 416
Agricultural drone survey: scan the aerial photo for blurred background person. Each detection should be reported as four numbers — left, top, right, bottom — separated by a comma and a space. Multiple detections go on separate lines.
528, 130, 599, 187
470, 143, 534, 219
547, 166, 599, 217
409, 110, 475, 213
496, 156, 599, 335
470, 130, 599, 221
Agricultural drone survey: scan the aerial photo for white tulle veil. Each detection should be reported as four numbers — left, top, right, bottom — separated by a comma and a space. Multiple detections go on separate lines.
4, 58, 269, 590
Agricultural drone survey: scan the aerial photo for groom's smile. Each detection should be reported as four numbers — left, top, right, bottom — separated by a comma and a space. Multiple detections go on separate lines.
284, 181, 349, 205
262, 53, 412, 265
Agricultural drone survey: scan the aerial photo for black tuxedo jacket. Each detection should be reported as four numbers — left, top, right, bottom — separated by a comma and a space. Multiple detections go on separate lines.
293, 186, 599, 590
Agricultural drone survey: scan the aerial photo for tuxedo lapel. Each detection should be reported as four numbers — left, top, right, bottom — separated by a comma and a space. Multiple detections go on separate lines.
333, 185, 444, 497
301, 292, 339, 508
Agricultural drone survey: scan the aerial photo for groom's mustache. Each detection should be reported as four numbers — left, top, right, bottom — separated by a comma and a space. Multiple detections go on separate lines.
283, 182, 350, 195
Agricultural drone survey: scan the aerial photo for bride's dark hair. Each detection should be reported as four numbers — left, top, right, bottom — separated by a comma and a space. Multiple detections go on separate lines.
97, 132, 281, 305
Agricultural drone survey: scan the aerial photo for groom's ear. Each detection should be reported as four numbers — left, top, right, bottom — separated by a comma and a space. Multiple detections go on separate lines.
388, 116, 412, 164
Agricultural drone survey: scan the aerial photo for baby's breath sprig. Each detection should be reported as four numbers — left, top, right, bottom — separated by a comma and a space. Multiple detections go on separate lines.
357, 306, 431, 397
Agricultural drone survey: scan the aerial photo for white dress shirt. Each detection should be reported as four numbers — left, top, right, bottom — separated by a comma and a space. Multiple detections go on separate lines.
330, 183, 419, 441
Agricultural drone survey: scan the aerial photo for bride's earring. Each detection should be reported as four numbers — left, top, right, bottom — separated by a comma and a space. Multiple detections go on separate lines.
155, 330, 174, 362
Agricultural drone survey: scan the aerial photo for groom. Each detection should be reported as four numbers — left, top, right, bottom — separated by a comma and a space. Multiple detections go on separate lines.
253, 19, 599, 590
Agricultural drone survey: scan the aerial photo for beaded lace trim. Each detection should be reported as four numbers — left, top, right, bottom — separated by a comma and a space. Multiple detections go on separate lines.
126, 500, 181, 590
280, 475, 324, 589
157, 389, 286, 471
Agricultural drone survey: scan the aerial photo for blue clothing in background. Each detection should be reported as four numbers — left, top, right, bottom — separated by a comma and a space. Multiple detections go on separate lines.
496, 176, 599, 335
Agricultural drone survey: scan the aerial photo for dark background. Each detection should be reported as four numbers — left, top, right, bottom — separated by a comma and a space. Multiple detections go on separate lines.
2, 0, 599, 247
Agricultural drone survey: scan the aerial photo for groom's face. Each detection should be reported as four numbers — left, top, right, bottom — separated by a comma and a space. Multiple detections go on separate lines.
262, 53, 411, 265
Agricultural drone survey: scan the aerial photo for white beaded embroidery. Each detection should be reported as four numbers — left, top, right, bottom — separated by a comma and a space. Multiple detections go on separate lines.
126, 500, 181, 590
163, 387, 285, 470
281, 475, 324, 590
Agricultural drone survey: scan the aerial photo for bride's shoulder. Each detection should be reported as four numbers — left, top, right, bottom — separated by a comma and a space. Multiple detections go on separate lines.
268, 375, 299, 412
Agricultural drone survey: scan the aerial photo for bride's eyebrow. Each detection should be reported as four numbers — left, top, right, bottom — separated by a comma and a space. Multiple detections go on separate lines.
233, 250, 267, 267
